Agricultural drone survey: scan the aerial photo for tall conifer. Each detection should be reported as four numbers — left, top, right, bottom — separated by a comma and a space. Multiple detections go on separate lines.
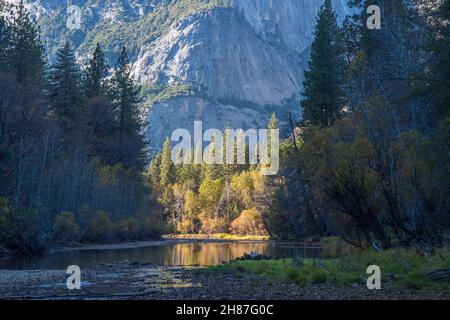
301, 0, 346, 127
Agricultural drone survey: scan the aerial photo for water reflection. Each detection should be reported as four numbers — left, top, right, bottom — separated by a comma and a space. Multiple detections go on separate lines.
0, 241, 321, 270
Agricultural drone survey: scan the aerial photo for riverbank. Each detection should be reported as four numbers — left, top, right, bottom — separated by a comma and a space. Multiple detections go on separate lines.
1, 260, 449, 300
1, 239, 449, 300
208, 247, 450, 292
162, 234, 270, 241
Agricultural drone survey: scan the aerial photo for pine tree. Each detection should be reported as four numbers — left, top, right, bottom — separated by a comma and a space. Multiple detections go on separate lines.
110, 47, 142, 136
109, 46, 146, 169
301, 0, 346, 127
49, 41, 85, 139
10, 0, 46, 85
84, 43, 109, 98
149, 153, 162, 187
269, 112, 278, 130
159, 138, 176, 186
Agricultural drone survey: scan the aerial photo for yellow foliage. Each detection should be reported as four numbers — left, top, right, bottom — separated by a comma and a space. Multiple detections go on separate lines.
53, 212, 80, 243
230, 208, 268, 236
198, 212, 228, 234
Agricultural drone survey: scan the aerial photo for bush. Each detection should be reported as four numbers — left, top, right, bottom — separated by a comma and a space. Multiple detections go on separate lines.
311, 270, 328, 284
116, 217, 140, 240
53, 212, 80, 244
0, 198, 47, 256
199, 213, 228, 234
83, 211, 115, 242
177, 218, 196, 234
230, 208, 268, 236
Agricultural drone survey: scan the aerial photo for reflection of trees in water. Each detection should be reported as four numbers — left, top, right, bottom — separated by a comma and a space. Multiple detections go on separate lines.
0, 243, 322, 269
168, 243, 274, 266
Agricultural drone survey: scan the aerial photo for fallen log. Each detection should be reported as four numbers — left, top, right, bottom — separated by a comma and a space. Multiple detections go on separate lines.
425, 269, 450, 282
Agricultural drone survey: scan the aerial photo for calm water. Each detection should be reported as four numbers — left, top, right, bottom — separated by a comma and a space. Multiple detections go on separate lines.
0, 241, 321, 270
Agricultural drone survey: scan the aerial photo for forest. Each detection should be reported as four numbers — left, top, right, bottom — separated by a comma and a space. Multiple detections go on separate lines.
149, 0, 450, 252
0, 0, 449, 258
0, 0, 165, 255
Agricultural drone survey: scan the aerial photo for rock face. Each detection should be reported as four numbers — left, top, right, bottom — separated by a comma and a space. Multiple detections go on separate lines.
136, 0, 348, 150
132, 8, 303, 107
5, 0, 349, 151
232, 0, 348, 55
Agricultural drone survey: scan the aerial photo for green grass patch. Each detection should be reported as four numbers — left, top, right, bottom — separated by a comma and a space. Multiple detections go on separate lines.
207, 247, 450, 291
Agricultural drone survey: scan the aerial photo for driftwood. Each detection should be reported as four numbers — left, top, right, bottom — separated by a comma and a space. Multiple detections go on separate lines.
425, 269, 450, 282
0, 246, 10, 257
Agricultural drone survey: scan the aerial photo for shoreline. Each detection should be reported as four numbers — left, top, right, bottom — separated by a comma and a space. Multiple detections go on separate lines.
1, 262, 449, 300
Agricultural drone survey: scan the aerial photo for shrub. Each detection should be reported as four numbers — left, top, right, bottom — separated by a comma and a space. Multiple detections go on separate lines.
177, 218, 196, 234
53, 212, 80, 244
0, 198, 47, 256
199, 213, 228, 234
116, 217, 140, 240
83, 211, 115, 242
230, 208, 268, 236
138, 215, 170, 238
311, 270, 328, 284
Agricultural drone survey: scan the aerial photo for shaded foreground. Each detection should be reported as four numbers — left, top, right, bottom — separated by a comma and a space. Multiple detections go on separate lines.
0, 261, 449, 300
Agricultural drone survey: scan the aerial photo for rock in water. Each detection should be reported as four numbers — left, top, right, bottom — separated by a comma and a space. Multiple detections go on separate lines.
236, 251, 271, 261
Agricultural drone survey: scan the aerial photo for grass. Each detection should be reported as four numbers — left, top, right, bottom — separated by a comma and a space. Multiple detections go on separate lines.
207, 247, 450, 291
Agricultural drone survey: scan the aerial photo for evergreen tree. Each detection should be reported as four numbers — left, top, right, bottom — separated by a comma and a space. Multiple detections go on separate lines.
149, 153, 162, 187
159, 138, 176, 186
84, 43, 109, 98
269, 112, 278, 130
178, 149, 202, 188
109, 46, 146, 169
49, 41, 85, 139
10, 0, 46, 85
267, 112, 279, 159
301, 0, 346, 127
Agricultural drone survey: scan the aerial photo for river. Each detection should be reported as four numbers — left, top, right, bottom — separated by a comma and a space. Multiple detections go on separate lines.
0, 240, 321, 270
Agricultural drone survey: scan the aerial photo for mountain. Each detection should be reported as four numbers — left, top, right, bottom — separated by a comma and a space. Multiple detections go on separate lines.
5, 0, 349, 150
